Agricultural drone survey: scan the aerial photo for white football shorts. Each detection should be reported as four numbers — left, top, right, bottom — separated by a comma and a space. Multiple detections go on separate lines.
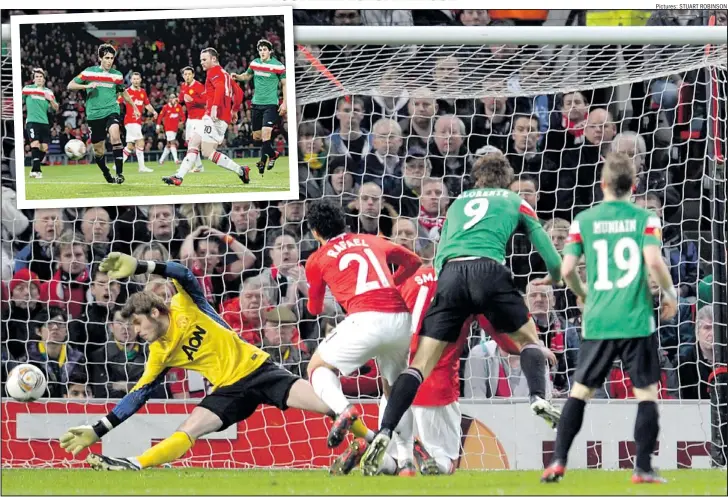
125, 123, 143, 142
165, 131, 177, 142
185, 119, 201, 142
413, 402, 462, 462
316, 311, 411, 385
199, 115, 228, 145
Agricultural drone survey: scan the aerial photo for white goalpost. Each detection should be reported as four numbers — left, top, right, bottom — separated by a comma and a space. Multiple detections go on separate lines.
1, 20, 726, 472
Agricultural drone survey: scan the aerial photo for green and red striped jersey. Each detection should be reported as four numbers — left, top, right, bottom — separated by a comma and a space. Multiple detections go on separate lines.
245, 57, 285, 106
22, 85, 55, 125
73, 66, 125, 120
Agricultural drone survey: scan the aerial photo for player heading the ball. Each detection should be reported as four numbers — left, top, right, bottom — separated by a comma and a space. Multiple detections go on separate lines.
541, 152, 678, 485
361, 153, 564, 475
23, 67, 59, 179
67, 43, 140, 185
232, 39, 287, 176
163, 47, 250, 187
59, 252, 373, 470
118, 71, 158, 173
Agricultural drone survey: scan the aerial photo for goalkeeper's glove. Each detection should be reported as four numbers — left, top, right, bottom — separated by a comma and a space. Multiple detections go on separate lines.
100, 252, 138, 279
59, 425, 100, 456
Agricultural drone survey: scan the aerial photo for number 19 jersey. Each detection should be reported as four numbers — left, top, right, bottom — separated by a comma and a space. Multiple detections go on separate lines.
564, 200, 662, 340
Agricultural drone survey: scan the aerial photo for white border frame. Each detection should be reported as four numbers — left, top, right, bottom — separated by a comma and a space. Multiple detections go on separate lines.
11, 7, 299, 210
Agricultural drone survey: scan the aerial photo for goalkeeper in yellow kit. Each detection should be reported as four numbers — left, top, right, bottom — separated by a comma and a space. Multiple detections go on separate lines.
60, 253, 371, 470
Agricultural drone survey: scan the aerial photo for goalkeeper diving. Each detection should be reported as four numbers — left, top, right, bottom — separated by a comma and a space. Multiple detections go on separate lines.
59, 253, 373, 470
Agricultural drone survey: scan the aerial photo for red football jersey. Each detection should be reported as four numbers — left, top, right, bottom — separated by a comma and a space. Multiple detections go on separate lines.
118, 87, 149, 125
306, 233, 421, 316
157, 103, 185, 131
180, 80, 206, 120
399, 266, 470, 407
204, 64, 237, 124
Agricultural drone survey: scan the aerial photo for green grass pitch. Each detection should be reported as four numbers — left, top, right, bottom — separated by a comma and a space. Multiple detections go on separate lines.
1, 469, 725, 495
22, 157, 291, 201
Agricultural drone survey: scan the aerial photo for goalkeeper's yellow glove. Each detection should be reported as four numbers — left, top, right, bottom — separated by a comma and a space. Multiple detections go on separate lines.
100, 252, 138, 279
59, 425, 100, 456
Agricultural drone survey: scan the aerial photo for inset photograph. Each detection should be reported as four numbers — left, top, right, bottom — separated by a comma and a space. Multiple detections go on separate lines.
11, 8, 297, 209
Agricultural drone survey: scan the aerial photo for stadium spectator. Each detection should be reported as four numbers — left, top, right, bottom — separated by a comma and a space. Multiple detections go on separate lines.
470, 94, 510, 154
418, 177, 450, 242
330, 96, 370, 165
39, 230, 90, 319
507, 175, 547, 291
323, 156, 359, 208
400, 88, 438, 151
506, 114, 559, 215
678, 304, 716, 400
261, 305, 310, 378
63, 370, 93, 400
384, 147, 430, 218
428, 114, 473, 197
130, 241, 171, 285
21, 308, 86, 398
113, 204, 184, 258
367, 69, 410, 128
69, 263, 120, 357
297, 121, 328, 198
346, 182, 398, 237
2, 269, 45, 360
77, 207, 113, 263
228, 201, 265, 277
525, 280, 579, 395
1, 187, 29, 281
14, 208, 66, 281
362, 118, 404, 187
221, 276, 269, 345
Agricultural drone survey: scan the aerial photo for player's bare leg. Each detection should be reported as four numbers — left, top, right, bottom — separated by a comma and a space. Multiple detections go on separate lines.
509, 320, 561, 429
87, 406, 221, 471
91, 142, 117, 184
29, 139, 43, 178
108, 124, 125, 183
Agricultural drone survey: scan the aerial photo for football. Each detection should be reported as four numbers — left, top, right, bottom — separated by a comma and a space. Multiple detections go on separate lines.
6, 364, 47, 402
64, 139, 87, 160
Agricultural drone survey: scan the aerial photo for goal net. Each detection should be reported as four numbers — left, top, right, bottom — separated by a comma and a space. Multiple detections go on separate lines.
1, 15, 727, 472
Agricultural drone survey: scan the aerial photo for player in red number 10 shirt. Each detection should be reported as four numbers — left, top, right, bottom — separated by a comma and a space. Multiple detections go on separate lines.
163, 47, 249, 187
304, 199, 423, 474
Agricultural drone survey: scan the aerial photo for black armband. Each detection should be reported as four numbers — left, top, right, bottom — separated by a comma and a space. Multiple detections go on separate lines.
133, 260, 167, 276
92, 412, 120, 438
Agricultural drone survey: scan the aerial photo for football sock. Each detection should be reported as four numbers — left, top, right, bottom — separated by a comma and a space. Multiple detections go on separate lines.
136, 147, 146, 168
634, 401, 659, 472
261, 139, 273, 163
310, 367, 350, 414
160, 147, 170, 163
95, 154, 112, 177
113, 144, 124, 175
136, 431, 194, 469
122, 146, 132, 163
552, 397, 586, 464
195, 152, 203, 168
31, 147, 42, 173
351, 419, 375, 443
379, 368, 423, 433
520, 343, 547, 398
380, 453, 398, 475
435, 457, 454, 474
211, 151, 242, 175
176, 148, 198, 179
171, 146, 179, 162
393, 408, 415, 464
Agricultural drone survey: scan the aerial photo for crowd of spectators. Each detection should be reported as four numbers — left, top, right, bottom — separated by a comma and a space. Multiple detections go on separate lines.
1, 9, 726, 405
15, 14, 287, 163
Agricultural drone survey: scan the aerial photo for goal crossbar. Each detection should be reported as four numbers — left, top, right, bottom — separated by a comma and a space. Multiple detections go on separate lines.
294, 25, 728, 46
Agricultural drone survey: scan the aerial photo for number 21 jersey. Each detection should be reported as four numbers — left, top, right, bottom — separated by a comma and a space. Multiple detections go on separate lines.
564, 200, 662, 340
306, 233, 421, 315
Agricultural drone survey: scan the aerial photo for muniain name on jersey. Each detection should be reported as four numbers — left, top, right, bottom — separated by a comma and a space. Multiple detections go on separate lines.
592, 219, 638, 235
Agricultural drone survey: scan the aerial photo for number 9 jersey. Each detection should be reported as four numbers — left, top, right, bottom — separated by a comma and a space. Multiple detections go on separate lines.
564, 201, 662, 340
435, 188, 561, 281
